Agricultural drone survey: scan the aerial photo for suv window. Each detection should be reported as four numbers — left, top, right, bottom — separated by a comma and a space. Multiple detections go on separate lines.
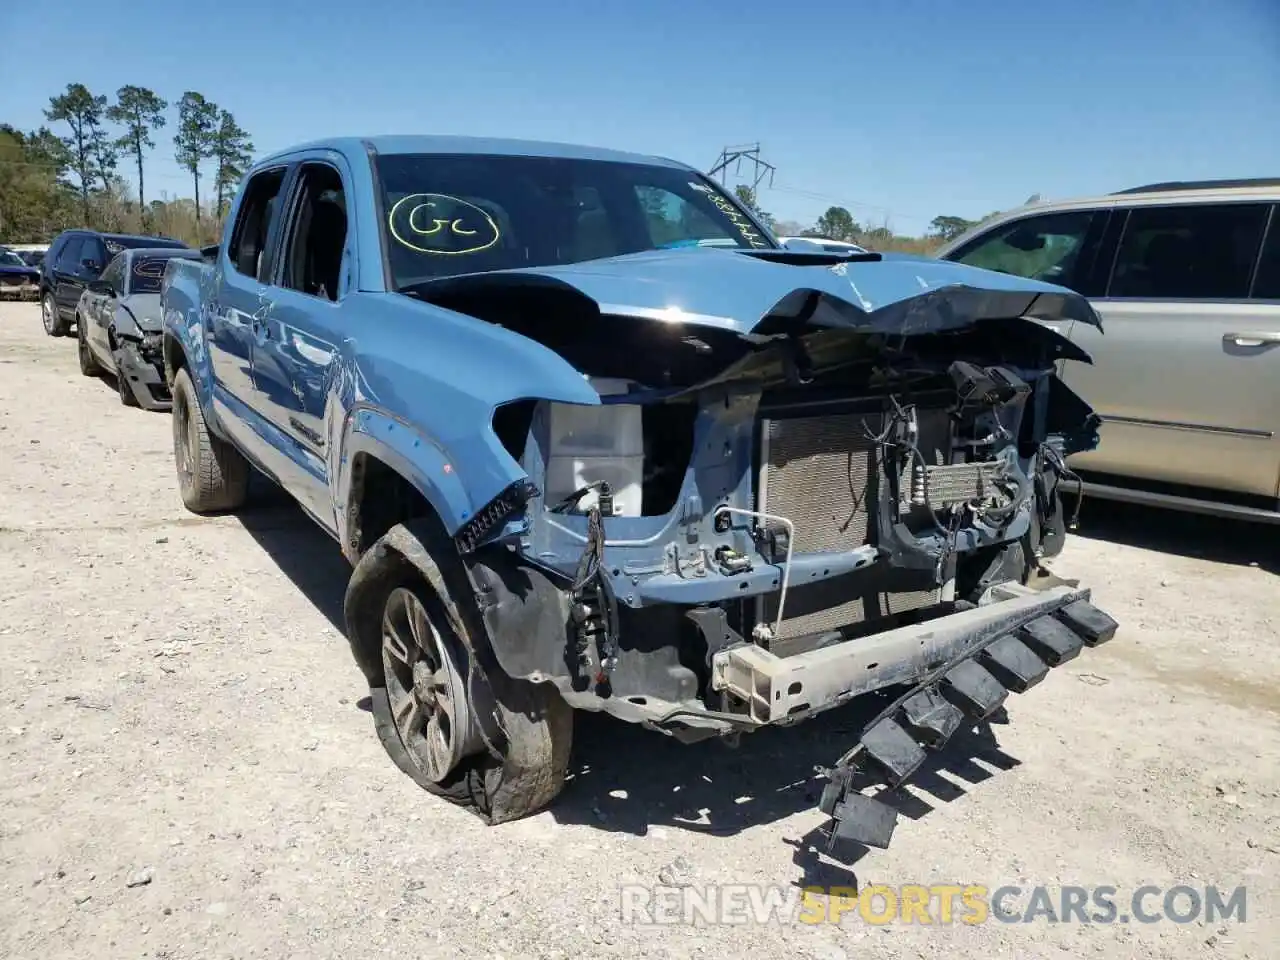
1108, 203, 1269, 300
279, 163, 348, 300
950, 211, 1096, 289
58, 236, 86, 270
228, 168, 287, 280
80, 237, 108, 274
1249, 211, 1279, 300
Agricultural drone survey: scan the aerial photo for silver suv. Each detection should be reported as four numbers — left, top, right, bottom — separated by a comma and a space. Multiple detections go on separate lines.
935, 178, 1280, 524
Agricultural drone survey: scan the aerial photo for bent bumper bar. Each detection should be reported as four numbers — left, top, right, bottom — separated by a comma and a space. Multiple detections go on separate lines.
711, 583, 1093, 724
772, 583, 1119, 852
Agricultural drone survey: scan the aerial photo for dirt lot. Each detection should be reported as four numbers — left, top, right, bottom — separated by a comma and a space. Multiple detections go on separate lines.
1, 300, 1277, 959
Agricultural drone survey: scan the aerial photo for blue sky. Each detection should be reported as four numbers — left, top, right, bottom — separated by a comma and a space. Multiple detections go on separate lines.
2, 0, 1277, 233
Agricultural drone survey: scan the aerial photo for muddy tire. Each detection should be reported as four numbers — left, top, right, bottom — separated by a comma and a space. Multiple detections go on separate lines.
76, 316, 101, 376
344, 518, 573, 823
42, 293, 69, 337
170, 367, 249, 513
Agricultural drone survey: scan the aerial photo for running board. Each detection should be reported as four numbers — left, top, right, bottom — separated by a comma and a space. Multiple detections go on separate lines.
1065, 479, 1280, 525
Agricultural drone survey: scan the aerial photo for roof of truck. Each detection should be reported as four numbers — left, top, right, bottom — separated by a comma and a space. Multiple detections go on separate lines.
256, 135, 690, 170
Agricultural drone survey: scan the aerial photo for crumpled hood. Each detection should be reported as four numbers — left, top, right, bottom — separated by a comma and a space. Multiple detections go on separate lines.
117, 293, 163, 335
417, 247, 1102, 337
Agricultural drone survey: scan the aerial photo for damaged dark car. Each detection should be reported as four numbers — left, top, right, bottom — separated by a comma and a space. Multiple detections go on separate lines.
161, 136, 1117, 849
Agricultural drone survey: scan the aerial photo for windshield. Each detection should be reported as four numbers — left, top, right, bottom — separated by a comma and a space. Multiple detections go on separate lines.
129, 256, 175, 294
374, 153, 775, 289
0, 250, 25, 267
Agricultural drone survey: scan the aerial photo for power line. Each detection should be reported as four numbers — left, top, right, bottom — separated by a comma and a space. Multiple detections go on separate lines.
708, 143, 777, 191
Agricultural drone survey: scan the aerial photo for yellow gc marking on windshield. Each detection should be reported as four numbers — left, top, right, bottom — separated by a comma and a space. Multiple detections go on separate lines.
388, 193, 500, 255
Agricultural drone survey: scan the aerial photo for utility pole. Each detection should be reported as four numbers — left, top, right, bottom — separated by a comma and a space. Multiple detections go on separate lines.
708, 143, 776, 191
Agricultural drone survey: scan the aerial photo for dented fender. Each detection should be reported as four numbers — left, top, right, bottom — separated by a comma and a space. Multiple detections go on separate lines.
329, 293, 604, 558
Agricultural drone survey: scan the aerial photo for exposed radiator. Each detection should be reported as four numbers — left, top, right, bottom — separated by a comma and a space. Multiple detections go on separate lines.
756, 410, 946, 642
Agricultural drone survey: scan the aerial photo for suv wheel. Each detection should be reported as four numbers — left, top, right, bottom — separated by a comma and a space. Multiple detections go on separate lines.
345, 519, 573, 824
42, 293, 69, 337
171, 367, 249, 512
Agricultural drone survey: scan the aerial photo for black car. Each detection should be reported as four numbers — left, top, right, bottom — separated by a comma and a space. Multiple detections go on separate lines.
39, 229, 188, 337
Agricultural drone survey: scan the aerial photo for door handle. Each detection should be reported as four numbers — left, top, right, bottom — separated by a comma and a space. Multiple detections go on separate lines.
1224, 331, 1280, 347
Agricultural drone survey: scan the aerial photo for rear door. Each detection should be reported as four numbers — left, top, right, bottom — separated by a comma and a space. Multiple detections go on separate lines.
52, 236, 88, 317
1062, 201, 1280, 499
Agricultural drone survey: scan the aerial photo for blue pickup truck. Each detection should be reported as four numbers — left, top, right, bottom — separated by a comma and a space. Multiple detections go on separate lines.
161, 135, 1118, 847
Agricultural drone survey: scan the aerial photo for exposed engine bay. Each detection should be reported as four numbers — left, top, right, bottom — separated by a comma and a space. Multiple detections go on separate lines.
408, 247, 1115, 851
446, 290, 1098, 730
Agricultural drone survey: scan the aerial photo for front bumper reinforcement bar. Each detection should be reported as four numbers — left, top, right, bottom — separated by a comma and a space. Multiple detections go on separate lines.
709, 582, 1118, 852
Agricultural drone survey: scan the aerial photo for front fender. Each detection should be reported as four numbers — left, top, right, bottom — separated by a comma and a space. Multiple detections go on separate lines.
334, 406, 531, 560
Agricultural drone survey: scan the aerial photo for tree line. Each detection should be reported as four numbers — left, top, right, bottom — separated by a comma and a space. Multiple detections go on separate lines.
730, 185, 995, 254
0, 82, 253, 245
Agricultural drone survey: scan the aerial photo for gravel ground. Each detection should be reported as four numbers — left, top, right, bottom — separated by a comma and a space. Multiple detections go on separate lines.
1, 300, 1277, 960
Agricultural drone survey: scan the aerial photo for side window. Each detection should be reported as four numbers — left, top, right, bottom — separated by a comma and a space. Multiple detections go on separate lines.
58, 237, 85, 270
279, 163, 348, 301
1247, 209, 1278, 300
1107, 203, 1269, 300
100, 254, 126, 293
635, 185, 731, 247
81, 238, 108, 275
951, 211, 1096, 288
227, 168, 288, 281
45, 237, 66, 267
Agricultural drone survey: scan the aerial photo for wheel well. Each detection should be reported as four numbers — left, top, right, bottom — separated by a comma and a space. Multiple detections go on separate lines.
162, 333, 187, 385
346, 453, 435, 559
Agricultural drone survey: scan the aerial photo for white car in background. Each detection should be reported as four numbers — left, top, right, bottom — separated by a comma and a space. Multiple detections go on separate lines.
778, 236, 869, 254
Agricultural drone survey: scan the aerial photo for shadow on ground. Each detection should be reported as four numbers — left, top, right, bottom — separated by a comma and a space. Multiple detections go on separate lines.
231, 491, 1026, 886
1068, 496, 1280, 573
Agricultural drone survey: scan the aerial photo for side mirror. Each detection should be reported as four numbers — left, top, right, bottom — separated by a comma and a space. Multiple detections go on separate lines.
88, 278, 114, 295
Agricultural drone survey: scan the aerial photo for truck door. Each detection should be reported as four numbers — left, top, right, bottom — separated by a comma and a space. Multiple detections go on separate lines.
244, 156, 352, 528
207, 166, 289, 457
1062, 202, 1280, 500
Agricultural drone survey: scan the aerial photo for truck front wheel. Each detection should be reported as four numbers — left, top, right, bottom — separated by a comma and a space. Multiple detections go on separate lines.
345, 519, 573, 823
170, 367, 249, 512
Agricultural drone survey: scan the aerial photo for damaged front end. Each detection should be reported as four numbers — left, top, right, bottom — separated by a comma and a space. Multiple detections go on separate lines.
424, 249, 1116, 851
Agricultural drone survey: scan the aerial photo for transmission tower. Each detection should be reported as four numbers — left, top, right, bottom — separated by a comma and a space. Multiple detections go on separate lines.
708, 143, 776, 191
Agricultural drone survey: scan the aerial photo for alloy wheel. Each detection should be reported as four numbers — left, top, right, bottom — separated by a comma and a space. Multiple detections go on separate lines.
380, 586, 482, 782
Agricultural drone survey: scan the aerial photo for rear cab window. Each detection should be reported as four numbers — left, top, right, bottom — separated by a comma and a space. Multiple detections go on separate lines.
1106, 203, 1270, 299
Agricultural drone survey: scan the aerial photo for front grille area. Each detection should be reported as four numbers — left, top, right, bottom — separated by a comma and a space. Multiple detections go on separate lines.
757, 410, 944, 641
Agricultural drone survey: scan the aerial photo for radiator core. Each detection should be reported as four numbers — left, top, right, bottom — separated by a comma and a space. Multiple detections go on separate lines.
756, 410, 945, 641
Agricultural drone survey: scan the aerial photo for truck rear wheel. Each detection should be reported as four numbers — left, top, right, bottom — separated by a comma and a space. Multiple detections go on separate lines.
345, 519, 573, 823
170, 367, 249, 512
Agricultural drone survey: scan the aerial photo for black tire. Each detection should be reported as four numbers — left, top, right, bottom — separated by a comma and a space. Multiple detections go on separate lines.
115, 357, 140, 408
42, 292, 69, 337
170, 366, 249, 512
76, 316, 101, 376
345, 518, 573, 823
